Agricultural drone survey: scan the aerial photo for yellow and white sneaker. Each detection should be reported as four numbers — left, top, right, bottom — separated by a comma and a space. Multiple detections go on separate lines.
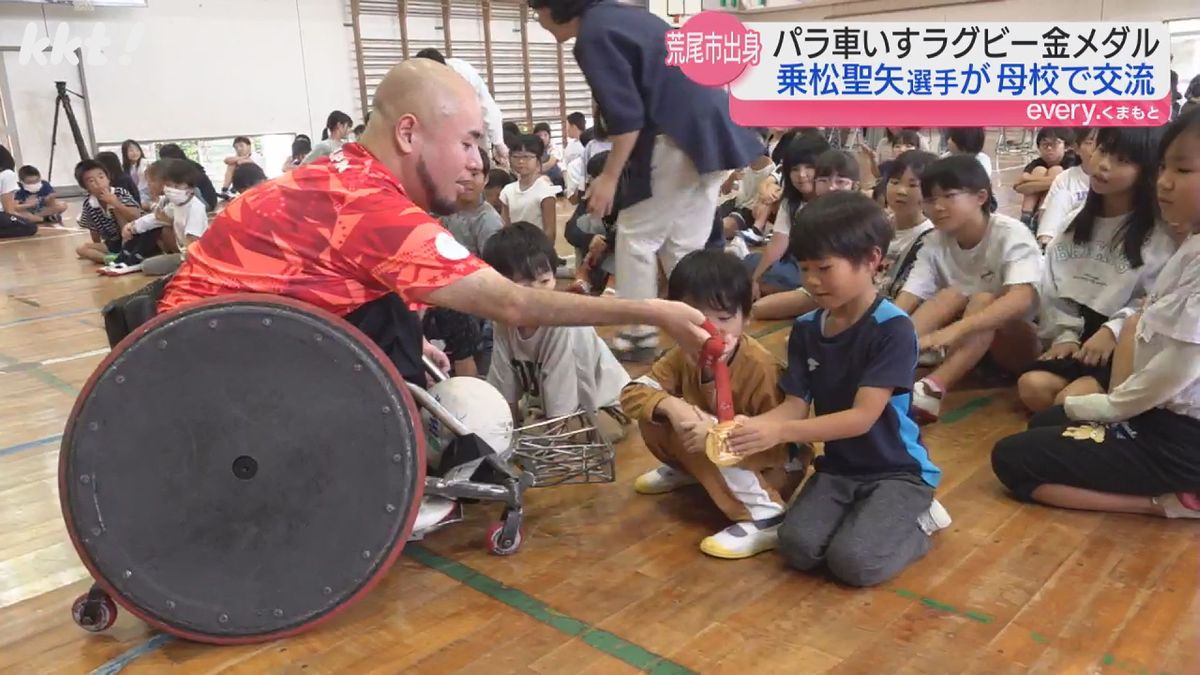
699, 516, 784, 560
633, 465, 698, 495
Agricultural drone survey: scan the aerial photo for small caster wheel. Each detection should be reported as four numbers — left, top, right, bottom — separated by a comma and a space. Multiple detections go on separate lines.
72, 591, 118, 632
486, 522, 523, 556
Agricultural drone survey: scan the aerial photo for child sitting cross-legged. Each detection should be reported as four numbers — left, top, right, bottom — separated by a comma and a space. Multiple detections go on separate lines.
726, 191, 950, 587
621, 249, 809, 560
13, 165, 67, 225
482, 222, 629, 440
895, 155, 1044, 423
121, 159, 210, 276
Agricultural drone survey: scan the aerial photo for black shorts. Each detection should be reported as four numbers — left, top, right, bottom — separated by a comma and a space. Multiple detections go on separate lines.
1023, 357, 1112, 390
992, 405, 1200, 501
422, 307, 484, 363
343, 294, 425, 387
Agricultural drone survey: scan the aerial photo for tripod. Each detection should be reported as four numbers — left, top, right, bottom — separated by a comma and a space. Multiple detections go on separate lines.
48, 80, 90, 184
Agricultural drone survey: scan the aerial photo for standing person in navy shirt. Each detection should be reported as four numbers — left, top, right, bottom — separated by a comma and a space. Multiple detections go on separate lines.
529, 0, 764, 361
726, 192, 951, 587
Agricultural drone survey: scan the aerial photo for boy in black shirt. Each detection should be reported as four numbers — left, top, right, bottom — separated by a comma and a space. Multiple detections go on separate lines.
1014, 127, 1080, 228
727, 192, 950, 587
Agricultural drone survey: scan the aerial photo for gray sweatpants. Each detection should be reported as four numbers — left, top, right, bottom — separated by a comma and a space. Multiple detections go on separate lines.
778, 471, 933, 588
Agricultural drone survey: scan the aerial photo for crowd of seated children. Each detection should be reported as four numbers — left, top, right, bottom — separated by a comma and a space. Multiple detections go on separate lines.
710, 138, 776, 255
1014, 127, 1080, 229
868, 129, 922, 204
943, 127, 992, 178
1036, 127, 1098, 247
303, 110, 354, 165
750, 149, 939, 323
895, 155, 1043, 424
158, 144, 218, 212
862, 127, 927, 183
121, 139, 152, 204
500, 134, 562, 244
1018, 126, 1180, 413
571, 103, 613, 204
743, 134, 829, 302
282, 135, 312, 174
423, 147, 504, 377
564, 150, 618, 295
993, 108, 1200, 521
120, 158, 211, 277
74, 158, 150, 268
562, 112, 587, 194
722, 191, 950, 586
744, 148, 859, 293
485, 168, 513, 213
96, 151, 142, 205
621, 249, 808, 560
220, 136, 265, 199
533, 122, 565, 190
482, 222, 629, 441
13, 165, 67, 226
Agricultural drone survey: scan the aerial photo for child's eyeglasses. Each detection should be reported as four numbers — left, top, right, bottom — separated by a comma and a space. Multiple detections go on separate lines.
815, 176, 856, 190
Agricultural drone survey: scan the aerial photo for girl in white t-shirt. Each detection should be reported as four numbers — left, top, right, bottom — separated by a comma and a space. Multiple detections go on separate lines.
1019, 127, 1180, 414
1035, 128, 1098, 247
992, 110, 1200, 520
895, 155, 1043, 423
501, 135, 562, 244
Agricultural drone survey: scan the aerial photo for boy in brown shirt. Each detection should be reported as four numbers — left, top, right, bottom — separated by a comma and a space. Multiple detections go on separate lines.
621, 250, 808, 559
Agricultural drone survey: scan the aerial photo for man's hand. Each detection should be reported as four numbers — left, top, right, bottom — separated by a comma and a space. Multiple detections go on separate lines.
1076, 327, 1116, 367
1039, 341, 1080, 361
727, 415, 783, 457
588, 235, 607, 258
422, 339, 451, 377
647, 299, 708, 355
586, 174, 618, 219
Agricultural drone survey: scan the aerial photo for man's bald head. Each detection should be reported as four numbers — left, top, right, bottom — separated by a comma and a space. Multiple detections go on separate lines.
369, 59, 477, 134
360, 59, 485, 216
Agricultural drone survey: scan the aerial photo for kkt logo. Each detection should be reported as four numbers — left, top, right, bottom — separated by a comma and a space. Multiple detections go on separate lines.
17, 22, 143, 67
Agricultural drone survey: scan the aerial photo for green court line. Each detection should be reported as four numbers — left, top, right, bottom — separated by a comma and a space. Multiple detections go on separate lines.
939, 396, 994, 424
405, 545, 696, 674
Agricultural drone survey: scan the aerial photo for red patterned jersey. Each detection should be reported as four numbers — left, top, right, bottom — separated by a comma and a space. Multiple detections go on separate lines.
159, 143, 486, 315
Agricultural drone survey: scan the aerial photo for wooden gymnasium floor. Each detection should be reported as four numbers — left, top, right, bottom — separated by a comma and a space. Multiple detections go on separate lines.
2, 148, 1199, 674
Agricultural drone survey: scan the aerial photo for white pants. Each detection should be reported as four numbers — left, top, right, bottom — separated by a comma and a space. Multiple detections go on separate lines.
615, 137, 724, 338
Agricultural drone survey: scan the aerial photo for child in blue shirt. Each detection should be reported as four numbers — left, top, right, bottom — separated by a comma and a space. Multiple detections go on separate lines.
14, 165, 66, 224
727, 191, 951, 587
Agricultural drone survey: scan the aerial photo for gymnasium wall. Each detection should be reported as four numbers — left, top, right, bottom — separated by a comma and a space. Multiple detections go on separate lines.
0, 0, 356, 185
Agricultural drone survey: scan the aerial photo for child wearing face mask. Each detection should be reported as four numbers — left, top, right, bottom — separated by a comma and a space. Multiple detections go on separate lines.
743, 135, 829, 303
1018, 127, 1179, 413
122, 159, 210, 276
895, 155, 1043, 424
13, 165, 66, 225
482, 222, 628, 437
621, 249, 808, 560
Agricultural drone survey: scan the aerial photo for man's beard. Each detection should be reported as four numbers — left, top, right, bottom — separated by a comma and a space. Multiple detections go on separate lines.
417, 158, 460, 216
